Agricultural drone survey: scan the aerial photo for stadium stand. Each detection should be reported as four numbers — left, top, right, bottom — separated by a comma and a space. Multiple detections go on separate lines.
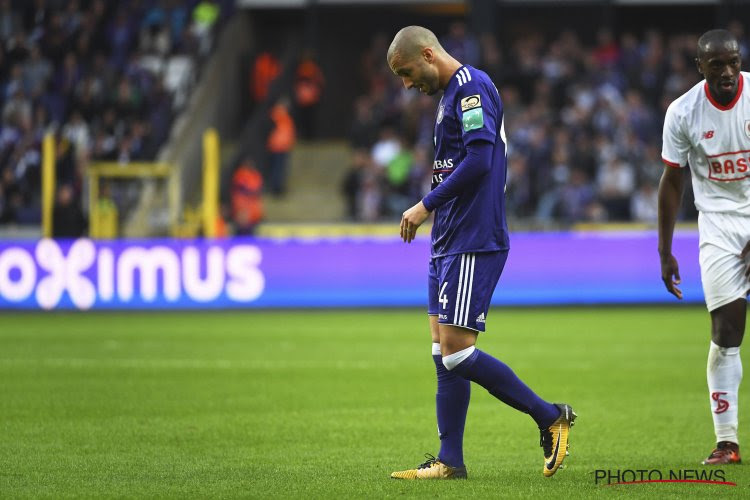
0, 0, 230, 232
4, 1, 750, 234
342, 22, 750, 224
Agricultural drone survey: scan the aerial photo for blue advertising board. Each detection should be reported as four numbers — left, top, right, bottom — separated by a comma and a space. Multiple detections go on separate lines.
0, 231, 703, 310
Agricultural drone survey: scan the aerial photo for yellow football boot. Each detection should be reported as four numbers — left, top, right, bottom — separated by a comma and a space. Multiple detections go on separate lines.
540, 403, 576, 477
391, 454, 467, 480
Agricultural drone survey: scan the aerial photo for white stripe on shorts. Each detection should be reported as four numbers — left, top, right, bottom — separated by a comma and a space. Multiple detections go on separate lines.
458, 254, 471, 325
454, 253, 475, 327
463, 254, 476, 326
454, 254, 466, 322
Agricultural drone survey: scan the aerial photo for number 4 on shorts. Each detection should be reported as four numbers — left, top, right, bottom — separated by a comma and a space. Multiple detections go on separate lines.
439, 282, 449, 309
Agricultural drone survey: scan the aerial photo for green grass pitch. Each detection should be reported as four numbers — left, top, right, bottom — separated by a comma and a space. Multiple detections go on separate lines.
2, 307, 750, 498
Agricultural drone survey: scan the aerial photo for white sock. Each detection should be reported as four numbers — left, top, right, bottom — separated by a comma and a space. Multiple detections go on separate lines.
442, 346, 476, 371
707, 341, 742, 444
432, 342, 442, 356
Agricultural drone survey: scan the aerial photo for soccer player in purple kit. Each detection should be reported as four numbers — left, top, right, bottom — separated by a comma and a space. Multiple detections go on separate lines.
387, 26, 576, 480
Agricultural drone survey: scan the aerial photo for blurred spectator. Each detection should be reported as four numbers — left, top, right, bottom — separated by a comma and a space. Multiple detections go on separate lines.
231, 158, 263, 236
108, 9, 134, 70
383, 138, 414, 215
441, 21, 480, 67
506, 155, 533, 217
0, 0, 20, 41
266, 97, 296, 197
92, 181, 118, 239
293, 50, 324, 139
408, 145, 431, 201
24, 44, 52, 93
251, 49, 280, 103
52, 183, 86, 237
728, 20, 749, 60
359, 32, 390, 97
358, 167, 381, 222
597, 158, 636, 220
630, 182, 658, 223
341, 148, 369, 220
558, 168, 600, 223
23, 0, 48, 38
480, 33, 505, 85
350, 96, 377, 149
371, 126, 400, 169
637, 144, 664, 186
61, 110, 90, 156
593, 28, 619, 68
191, 0, 220, 54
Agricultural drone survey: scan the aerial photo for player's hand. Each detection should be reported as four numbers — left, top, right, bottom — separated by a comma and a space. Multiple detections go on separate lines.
400, 201, 430, 243
740, 241, 750, 279
660, 254, 682, 299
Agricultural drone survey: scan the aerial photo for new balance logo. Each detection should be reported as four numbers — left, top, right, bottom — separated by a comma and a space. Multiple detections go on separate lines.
476, 313, 485, 323
703, 130, 715, 139
712, 392, 729, 414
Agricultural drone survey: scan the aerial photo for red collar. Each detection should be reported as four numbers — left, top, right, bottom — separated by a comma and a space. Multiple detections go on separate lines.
705, 75, 744, 111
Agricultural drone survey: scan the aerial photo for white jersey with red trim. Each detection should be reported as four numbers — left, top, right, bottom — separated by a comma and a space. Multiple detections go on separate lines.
662, 71, 750, 214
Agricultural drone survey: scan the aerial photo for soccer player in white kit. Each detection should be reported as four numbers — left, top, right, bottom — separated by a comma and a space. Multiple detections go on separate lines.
660, 29, 750, 465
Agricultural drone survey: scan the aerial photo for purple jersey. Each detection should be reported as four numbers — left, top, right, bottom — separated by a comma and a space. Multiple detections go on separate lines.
426, 65, 509, 258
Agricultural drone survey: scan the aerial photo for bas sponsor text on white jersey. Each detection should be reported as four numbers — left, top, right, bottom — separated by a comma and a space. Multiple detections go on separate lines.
662, 71, 750, 214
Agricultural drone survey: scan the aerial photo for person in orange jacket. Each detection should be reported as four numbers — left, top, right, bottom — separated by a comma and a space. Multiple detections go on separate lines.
251, 50, 280, 103
294, 50, 324, 139
266, 97, 296, 196
230, 157, 264, 235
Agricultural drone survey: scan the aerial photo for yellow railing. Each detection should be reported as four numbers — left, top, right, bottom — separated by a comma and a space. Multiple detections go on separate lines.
88, 162, 175, 239
41, 129, 220, 239
41, 134, 55, 238
202, 129, 219, 238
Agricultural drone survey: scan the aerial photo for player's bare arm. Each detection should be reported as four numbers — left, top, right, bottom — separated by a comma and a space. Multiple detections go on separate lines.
741, 242, 750, 279
400, 201, 430, 243
656, 29, 748, 465
658, 166, 686, 299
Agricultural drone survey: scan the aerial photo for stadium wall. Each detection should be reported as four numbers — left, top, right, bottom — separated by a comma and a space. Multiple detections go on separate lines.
0, 232, 702, 310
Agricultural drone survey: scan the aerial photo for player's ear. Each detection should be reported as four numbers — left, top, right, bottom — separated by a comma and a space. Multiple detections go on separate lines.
695, 57, 703, 75
422, 47, 434, 63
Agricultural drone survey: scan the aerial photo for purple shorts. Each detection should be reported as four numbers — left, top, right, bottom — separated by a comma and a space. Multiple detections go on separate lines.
428, 250, 508, 332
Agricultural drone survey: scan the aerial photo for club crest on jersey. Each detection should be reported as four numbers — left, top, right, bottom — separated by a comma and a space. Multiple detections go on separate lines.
460, 94, 481, 111
436, 102, 445, 124
745, 120, 750, 139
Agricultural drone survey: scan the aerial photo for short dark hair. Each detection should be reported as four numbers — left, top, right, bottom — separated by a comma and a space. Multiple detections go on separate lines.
697, 29, 738, 59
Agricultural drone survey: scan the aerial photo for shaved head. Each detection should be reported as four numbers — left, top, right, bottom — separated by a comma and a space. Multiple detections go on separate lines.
387, 25, 461, 95
697, 29, 739, 59
695, 28, 742, 106
387, 25, 443, 66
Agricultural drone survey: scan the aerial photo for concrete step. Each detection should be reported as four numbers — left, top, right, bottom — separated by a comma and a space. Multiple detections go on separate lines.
262, 140, 350, 222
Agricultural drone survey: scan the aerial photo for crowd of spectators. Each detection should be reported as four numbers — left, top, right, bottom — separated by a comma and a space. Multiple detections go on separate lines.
5, 5, 747, 231
343, 21, 749, 224
0, 0, 226, 232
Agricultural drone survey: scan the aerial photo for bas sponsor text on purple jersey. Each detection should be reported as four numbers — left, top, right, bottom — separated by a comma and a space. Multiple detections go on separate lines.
426, 65, 510, 258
